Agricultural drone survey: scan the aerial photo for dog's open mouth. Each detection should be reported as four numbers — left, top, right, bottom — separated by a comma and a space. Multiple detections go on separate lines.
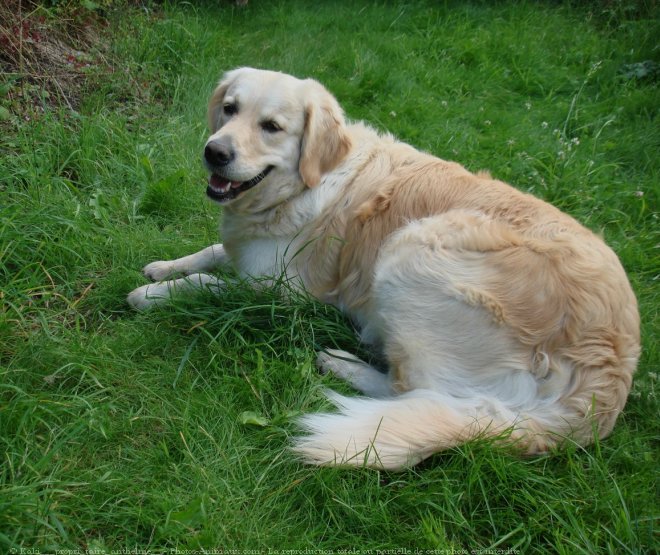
206, 166, 274, 202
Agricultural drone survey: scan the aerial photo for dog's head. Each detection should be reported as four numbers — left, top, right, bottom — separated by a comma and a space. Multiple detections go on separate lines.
204, 67, 352, 211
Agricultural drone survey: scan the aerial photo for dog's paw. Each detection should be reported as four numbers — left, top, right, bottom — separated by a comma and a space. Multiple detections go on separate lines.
315, 350, 334, 375
127, 283, 171, 310
143, 260, 178, 281
316, 349, 358, 377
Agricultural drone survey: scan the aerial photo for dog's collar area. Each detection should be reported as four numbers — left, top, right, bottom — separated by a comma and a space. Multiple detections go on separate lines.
206, 165, 274, 202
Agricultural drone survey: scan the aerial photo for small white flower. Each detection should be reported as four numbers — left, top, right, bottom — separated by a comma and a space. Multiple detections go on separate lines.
588, 61, 603, 77
389, 111, 397, 117
484, 120, 491, 126
525, 102, 532, 110
441, 100, 448, 107
634, 190, 644, 197
541, 121, 548, 129
507, 139, 516, 147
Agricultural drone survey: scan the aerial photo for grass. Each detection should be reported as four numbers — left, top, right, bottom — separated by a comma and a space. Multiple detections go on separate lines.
1, 0, 658, 552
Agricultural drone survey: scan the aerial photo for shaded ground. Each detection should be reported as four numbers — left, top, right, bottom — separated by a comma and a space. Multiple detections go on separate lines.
0, 0, 110, 115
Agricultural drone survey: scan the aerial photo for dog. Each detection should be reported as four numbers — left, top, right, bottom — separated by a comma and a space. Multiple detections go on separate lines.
127, 67, 640, 470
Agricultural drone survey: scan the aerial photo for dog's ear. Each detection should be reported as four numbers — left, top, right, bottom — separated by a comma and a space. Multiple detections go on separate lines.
299, 80, 352, 188
207, 67, 254, 132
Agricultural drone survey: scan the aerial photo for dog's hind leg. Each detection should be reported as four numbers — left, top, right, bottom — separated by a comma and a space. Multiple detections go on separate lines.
370, 212, 536, 400
317, 349, 394, 397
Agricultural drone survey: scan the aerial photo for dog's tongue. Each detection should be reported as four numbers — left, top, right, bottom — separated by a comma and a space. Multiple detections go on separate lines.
209, 174, 229, 188
209, 174, 239, 193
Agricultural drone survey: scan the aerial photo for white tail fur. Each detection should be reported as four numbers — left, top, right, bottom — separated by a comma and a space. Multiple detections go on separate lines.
294, 389, 568, 469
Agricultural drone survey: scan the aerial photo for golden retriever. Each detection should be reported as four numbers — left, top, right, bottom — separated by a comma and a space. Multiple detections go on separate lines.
128, 68, 640, 469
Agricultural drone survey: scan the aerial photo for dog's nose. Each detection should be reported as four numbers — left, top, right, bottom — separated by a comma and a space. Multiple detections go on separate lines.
205, 140, 234, 167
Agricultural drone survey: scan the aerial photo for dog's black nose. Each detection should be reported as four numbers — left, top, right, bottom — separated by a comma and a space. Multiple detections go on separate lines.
205, 140, 234, 167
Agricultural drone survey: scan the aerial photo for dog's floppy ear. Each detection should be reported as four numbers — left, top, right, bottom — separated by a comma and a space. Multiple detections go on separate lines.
299, 80, 352, 187
207, 67, 254, 132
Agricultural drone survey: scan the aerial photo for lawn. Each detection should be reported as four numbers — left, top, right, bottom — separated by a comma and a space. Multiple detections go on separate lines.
1, 0, 658, 552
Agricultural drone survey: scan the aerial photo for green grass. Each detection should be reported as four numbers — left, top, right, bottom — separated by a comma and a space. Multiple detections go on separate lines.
1, 0, 658, 552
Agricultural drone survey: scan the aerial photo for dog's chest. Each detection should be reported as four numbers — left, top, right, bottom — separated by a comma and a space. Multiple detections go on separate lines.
228, 235, 301, 282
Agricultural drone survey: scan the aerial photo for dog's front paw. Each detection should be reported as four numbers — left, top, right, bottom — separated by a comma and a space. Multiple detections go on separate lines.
143, 260, 177, 281
127, 283, 171, 310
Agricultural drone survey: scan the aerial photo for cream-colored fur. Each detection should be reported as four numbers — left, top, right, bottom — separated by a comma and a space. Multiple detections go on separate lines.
128, 68, 640, 470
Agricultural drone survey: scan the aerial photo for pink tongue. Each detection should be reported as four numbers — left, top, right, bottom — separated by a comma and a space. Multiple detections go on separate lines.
209, 174, 230, 189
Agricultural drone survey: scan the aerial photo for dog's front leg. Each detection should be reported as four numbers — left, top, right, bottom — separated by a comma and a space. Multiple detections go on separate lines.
127, 244, 229, 310
142, 243, 229, 281
127, 272, 225, 310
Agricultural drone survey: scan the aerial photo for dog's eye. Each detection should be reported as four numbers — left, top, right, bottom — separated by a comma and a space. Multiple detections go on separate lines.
223, 103, 237, 116
261, 120, 282, 133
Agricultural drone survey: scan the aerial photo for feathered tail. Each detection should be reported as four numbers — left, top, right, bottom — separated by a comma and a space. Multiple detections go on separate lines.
293, 388, 577, 470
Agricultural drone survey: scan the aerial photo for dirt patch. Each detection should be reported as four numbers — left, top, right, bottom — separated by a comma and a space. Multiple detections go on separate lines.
0, 0, 111, 114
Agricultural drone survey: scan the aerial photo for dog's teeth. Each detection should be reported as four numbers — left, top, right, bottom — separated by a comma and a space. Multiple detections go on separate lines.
209, 174, 232, 194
